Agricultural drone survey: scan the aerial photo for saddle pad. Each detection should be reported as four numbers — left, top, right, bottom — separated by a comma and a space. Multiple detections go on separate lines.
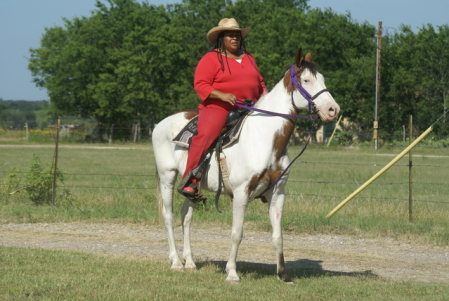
172, 116, 198, 148
172, 113, 249, 149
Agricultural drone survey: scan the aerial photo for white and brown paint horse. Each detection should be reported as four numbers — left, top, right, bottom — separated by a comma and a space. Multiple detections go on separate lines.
152, 49, 340, 283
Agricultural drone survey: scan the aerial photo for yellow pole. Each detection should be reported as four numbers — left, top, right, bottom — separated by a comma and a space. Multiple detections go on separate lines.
326, 126, 433, 218
327, 115, 343, 147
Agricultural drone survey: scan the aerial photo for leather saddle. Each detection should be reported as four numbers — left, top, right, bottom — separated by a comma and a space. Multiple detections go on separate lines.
172, 108, 250, 150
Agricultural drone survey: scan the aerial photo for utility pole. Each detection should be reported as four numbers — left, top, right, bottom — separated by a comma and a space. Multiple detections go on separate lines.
374, 21, 382, 150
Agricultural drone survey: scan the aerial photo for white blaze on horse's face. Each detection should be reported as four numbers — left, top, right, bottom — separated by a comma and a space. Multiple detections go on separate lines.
298, 68, 340, 122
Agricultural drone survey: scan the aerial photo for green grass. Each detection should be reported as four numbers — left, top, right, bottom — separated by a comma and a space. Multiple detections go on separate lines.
1, 246, 448, 301
0, 143, 449, 245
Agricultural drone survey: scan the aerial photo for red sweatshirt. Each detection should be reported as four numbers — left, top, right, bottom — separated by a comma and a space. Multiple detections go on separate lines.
194, 50, 266, 111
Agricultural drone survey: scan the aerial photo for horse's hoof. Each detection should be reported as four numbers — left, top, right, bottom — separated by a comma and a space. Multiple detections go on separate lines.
185, 266, 197, 271
278, 273, 294, 284
225, 274, 240, 284
170, 267, 184, 271
226, 280, 240, 285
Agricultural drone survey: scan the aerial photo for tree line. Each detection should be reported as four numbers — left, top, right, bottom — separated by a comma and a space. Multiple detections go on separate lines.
0, 99, 98, 130
28, 0, 449, 137
0, 99, 47, 129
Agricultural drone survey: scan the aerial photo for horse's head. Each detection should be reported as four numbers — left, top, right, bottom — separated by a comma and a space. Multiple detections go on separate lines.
284, 48, 340, 122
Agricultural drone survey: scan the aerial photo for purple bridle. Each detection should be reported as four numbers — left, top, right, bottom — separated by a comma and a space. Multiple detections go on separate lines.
289, 64, 330, 117
235, 64, 330, 120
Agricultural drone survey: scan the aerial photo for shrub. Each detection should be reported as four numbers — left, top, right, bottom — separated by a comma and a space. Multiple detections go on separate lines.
23, 155, 64, 205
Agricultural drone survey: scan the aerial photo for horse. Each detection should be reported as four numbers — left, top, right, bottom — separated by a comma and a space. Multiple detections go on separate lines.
152, 48, 340, 283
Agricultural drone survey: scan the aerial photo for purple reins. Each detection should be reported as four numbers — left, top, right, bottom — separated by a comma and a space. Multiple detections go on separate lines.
234, 100, 318, 120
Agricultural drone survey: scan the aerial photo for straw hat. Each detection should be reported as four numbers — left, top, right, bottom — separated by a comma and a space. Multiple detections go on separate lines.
206, 18, 250, 44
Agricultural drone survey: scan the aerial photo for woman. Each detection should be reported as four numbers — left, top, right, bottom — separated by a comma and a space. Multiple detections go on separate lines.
181, 18, 267, 198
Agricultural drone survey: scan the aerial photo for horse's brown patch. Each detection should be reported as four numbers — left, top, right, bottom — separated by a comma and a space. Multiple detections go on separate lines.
284, 54, 319, 95
246, 168, 268, 195
272, 120, 295, 161
305, 52, 313, 62
267, 168, 284, 185
283, 68, 294, 94
246, 120, 295, 196
182, 109, 199, 120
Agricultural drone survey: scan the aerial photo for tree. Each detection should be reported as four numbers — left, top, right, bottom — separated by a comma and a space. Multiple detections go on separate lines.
383, 24, 449, 135
0, 100, 46, 128
230, 3, 376, 131
29, 0, 184, 127
33, 0, 442, 139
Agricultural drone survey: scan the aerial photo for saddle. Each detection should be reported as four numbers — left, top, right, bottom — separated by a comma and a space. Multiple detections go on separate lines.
173, 108, 251, 209
172, 108, 250, 150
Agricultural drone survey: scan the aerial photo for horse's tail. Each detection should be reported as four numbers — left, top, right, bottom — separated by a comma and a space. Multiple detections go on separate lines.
155, 166, 163, 225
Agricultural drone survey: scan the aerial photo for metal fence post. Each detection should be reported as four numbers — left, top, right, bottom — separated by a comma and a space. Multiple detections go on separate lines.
52, 119, 61, 205
408, 115, 413, 221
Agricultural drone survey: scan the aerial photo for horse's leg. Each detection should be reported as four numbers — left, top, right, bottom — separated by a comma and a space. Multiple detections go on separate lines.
160, 171, 184, 270
181, 198, 196, 270
225, 195, 248, 283
267, 186, 294, 284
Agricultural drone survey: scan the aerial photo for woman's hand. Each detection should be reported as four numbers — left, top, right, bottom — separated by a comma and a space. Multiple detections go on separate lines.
209, 90, 236, 105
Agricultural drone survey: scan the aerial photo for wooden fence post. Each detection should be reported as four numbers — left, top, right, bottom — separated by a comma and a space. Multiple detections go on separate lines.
109, 124, 114, 144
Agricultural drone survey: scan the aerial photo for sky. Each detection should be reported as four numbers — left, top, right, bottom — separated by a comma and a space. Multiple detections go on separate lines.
0, 0, 447, 101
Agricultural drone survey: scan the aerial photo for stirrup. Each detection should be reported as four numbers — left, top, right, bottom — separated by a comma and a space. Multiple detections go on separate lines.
180, 185, 207, 203
177, 170, 195, 195
178, 180, 206, 203
181, 184, 196, 199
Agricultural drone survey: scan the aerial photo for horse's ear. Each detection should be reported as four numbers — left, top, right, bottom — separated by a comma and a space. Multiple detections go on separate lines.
295, 48, 304, 67
305, 52, 312, 62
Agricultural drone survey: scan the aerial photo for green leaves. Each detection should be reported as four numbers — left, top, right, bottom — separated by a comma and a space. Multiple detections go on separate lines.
27, 0, 448, 136
23, 155, 64, 205
383, 24, 449, 134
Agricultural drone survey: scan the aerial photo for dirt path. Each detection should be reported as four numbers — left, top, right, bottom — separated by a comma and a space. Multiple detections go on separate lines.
1, 223, 448, 285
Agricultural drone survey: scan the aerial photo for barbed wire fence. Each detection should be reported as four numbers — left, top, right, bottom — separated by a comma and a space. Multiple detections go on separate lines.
1, 152, 448, 221
1, 116, 448, 223
3, 120, 449, 145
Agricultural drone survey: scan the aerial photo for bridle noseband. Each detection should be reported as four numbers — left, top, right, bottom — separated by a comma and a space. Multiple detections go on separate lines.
289, 64, 329, 117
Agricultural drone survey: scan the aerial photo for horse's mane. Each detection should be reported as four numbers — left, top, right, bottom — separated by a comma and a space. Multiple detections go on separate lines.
282, 60, 319, 94
301, 60, 319, 76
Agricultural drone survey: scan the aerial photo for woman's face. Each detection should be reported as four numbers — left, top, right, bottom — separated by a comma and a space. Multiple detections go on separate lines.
222, 30, 242, 53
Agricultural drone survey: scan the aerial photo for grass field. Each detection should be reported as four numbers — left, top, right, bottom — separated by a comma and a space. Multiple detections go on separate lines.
1, 143, 449, 299
1, 246, 448, 301
1, 143, 448, 245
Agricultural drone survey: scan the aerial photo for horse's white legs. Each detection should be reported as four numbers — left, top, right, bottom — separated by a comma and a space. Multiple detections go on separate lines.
268, 187, 293, 284
159, 171, 184, 270
181, 198, 196, 270
225, 197, 248, 282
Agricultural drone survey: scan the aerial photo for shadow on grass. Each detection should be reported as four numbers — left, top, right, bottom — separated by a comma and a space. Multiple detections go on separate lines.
196, 259, 378, 280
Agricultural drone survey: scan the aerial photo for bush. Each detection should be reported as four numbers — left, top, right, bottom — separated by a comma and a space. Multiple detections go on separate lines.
332, 129, 359, 146
23, 155, 64, 205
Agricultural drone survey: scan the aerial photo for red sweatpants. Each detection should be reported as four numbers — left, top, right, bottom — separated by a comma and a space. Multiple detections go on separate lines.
183, 105, 229, 180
